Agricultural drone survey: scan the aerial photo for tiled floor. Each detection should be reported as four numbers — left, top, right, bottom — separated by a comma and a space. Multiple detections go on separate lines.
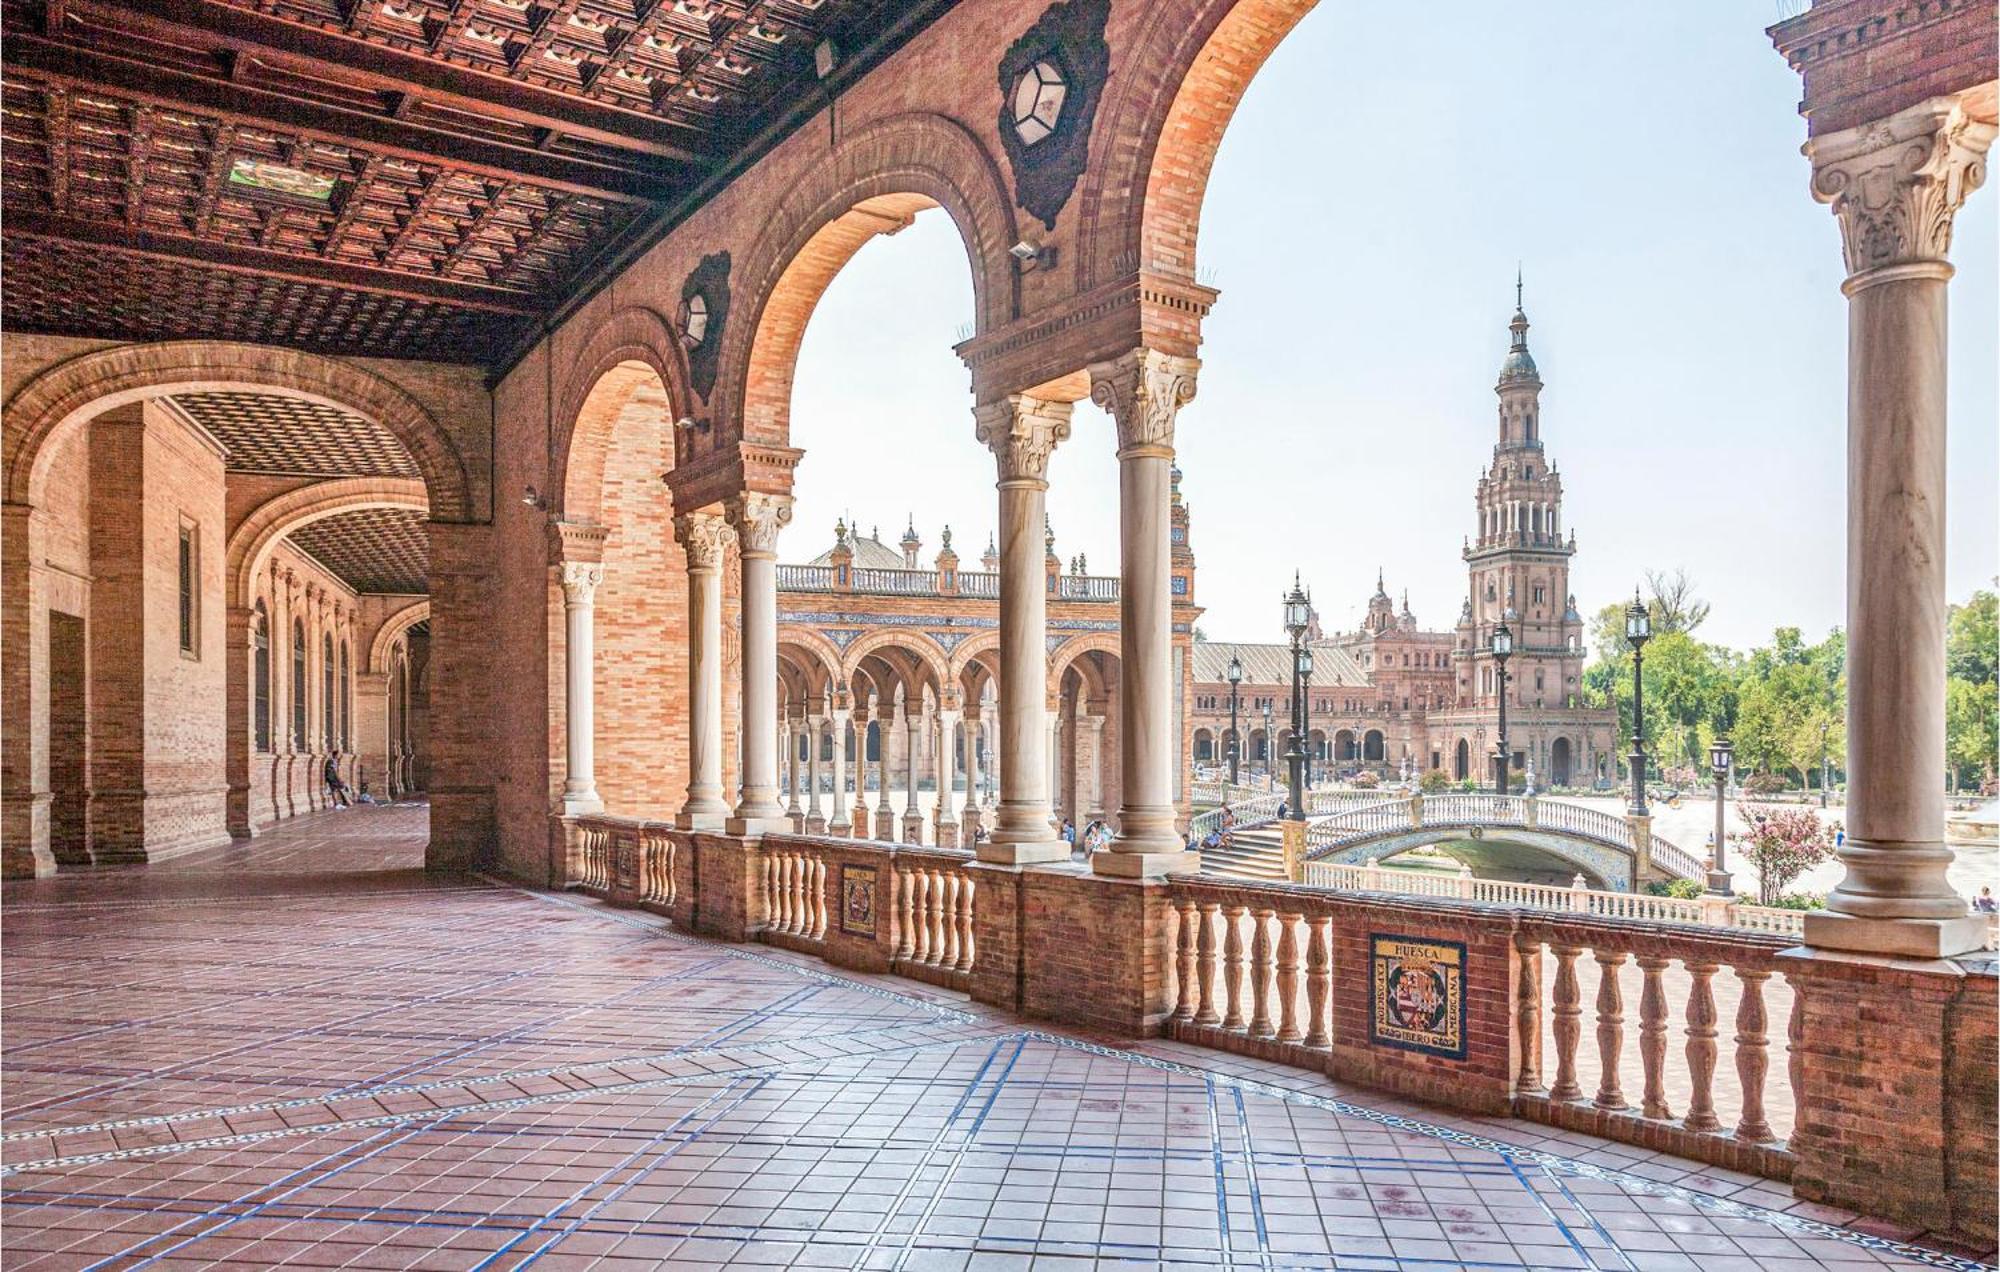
2, 807, 1990, 1271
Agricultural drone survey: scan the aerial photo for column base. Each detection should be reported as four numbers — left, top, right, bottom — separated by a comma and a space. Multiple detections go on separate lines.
1803, 910, 1991, 958
676, 808, 728, 831
724, 815, 790, 838
977, 839, 1072, 866
562, 793, 603, 817
1092, 849, 1201, 878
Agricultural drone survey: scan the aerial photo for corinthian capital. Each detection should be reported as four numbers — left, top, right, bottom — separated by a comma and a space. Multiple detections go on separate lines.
559, 561, 604, 605
1809, 95, 1995, 281
724, 491, 792, 556
1088, 349, 1198, 457
974, 395, 1073, 483
672, 511, 732, 572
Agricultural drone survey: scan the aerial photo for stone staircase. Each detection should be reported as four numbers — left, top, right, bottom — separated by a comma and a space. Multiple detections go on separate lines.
1199, 827, 1289, 881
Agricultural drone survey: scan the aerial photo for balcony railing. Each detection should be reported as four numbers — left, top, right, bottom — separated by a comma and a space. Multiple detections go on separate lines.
775, 564, 1117, 601
1163, 874, 1801, 1177
568, 813, 1861, 1183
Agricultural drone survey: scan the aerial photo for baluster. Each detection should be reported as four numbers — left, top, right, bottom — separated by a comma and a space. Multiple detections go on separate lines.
940, 873, 961, 969
1548, 945, 1583, 1101
896, 865, 916, 960
1195, 903, 1222, 1026
763, 854, 778, 928
1593, 950, 1628, 1110
1175, 900, 1200, 1021
812, 858, 828, 938
1735, 969, 1774, 1142
790, 855, 806, 934
1248, 909, 1275, 1038
1304, 915, 1332, 1048
781, 855, 797, 933
927, 870, 948, 965
1514, 937, 1543, 1093
1637, 955, 1671, 1119
954, 873, 975, 972
911, 870, 931, 964
1222, 905, 1248, 1031
1683, 961, 1721, 1132
1275, 914, 1303, 1043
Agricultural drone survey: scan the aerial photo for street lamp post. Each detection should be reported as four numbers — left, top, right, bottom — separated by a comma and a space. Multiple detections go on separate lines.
1708, 735, 1734, 897
1226, 654, 1243, 787
1624, 590, 1652, 818
1284, 576, 1313, 822
1490, 622, 1514, 795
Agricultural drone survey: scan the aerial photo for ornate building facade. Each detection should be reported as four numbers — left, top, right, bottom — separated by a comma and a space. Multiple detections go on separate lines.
1191, 298, 1617, 789
770, 474, 1202, 844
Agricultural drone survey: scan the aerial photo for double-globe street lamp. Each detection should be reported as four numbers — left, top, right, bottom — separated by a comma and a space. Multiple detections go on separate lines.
1490, 621, 1514, 795
1284, 576, 1313, 822
1708, 735, 1735, 897
1625, 590, 1653, 818
1225, 654, 1244, 786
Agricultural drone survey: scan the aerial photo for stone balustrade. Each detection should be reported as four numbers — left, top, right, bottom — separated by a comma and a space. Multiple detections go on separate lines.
556, 818, 1995, 1242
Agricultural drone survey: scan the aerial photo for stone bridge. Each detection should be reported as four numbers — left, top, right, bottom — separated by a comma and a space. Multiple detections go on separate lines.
1299, 792, 1702, 892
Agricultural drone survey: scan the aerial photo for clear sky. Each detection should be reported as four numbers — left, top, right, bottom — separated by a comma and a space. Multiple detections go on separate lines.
788, 0, 1997, 653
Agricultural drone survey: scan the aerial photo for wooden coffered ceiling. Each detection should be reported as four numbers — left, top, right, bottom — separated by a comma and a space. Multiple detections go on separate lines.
1, 0, 958, 367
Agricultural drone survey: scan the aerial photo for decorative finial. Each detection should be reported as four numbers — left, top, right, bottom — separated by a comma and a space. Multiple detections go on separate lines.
1515, 263, 1523, 311
941, 525, 952, 551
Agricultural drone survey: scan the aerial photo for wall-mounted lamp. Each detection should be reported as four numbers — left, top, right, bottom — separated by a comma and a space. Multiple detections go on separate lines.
813, 38, 840, 79
1009, 239, 1057, 272
521, 484, 550, 511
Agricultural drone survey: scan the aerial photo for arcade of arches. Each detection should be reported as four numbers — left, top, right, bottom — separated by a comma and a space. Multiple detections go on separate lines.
1, 0, 1995, 1252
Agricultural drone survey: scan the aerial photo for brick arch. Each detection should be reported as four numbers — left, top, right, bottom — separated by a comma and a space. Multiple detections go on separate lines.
777, 627, 844, 696
1049, 631, 1122, 688
368, 600, 431, 676
720, 113, 1018, 447
2, 341, 475, 522
229, 478, 430, 611
552, 307, 688, 525
840, 628, 951, 697
1076, 0, 1318, 291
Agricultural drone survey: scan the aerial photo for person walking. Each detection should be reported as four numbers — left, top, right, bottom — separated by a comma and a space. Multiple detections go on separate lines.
323, 753, 352, 809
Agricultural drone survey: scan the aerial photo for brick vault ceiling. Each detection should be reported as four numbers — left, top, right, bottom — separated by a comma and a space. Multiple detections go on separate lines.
168, 391, 421, 479
0, 0, 959, 367
288, 507, 430, 595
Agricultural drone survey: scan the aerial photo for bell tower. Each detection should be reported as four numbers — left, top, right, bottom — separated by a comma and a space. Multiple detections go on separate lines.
1461, 279, 1584, 710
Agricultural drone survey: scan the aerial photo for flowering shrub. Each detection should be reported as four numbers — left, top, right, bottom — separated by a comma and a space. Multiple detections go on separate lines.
1743, 771, 1789, 796
1351, 771, 1380, 789
1419, 768, 1452, 793
1732, 802, 1841, 905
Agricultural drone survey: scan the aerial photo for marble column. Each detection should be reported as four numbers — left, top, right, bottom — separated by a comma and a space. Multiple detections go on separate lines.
829, 704, 852, 835
785, 717, 804, 828
1085, 711, 1108, 823
725, 492, 792, 835
1803, 96, 1994, 958
1047, 706, 1063, 827
805, 713, 826, 834
962, 708, 983, 837
559, 560, 605, 816
935, 706, 960, 846
851, 705, 872, 836
674, 513, 731, 830
973, 395, 1073, 864
1090, 349, 1201, 874
902, 701, 923, 844
875, 706, 898, 841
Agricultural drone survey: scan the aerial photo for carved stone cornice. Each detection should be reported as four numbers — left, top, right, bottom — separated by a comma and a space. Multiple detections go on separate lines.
724, 491, 792, 556
559, 560, 605, 605
672, 511, 731, 572
1809, 95, 1995, 284
548, 519, 611, 565
664, 441, 802, 515
973, 395, 1074, 484
1088, 348, 1198, 458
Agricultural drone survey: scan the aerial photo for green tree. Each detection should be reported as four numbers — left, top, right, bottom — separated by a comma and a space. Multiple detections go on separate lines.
1947, 589, 1997, 686
1946, 677, 1997, 793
